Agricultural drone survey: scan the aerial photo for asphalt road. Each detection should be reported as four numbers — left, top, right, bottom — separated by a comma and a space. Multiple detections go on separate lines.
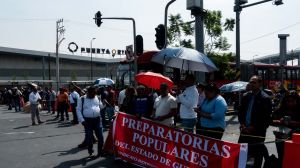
0, 105, 277, 168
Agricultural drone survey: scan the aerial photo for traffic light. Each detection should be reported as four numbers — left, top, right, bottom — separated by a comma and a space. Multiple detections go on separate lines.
94, 11, 103, 27
235, 0, 248, 5
136, 35, 144, 56
274, 0, 283, 5
155, 24, 166, 50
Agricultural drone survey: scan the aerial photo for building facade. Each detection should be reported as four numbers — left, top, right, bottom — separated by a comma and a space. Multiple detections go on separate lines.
0, 46, 123, 86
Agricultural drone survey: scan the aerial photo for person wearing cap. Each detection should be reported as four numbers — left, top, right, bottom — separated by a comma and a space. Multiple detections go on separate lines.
152, 83, 177, 126
77, 86, 104, 157
29, 84, 43, 125
195, 83, 227, 139
176, 74, 199, 133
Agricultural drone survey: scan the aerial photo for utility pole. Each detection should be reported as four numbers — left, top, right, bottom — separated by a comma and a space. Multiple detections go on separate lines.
278, 34, 289, 85
56, 19, 65, 90
42, 54, 45, 81
234, 0, 284, 74
48, 53, 51, 81
90, 38, 96, 81
187, 0, 206, 82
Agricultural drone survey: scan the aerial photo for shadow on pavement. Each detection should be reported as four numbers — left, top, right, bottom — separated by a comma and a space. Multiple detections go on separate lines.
2, 111, 19, 114
13, 125, 31, 129
52, 154, 138, 168
53, 157, 92, 168
57, 122, 73, 128
42, 147, 83, 156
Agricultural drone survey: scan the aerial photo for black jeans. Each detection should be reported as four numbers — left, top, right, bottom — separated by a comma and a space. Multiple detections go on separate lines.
13, 98, 21, 112
238, 130, 268, 168
51, 101, 56, 114
100, 108, 107, 128
84, 117, 103, 155
197, 126, 224, 140
71, 103, 78, 123
57, 102, 69, 120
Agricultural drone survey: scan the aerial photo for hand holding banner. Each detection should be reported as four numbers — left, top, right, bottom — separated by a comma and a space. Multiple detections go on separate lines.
104, 113, 248, 168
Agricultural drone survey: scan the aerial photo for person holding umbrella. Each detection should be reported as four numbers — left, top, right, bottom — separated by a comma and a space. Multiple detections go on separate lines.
176, 74, 199, 133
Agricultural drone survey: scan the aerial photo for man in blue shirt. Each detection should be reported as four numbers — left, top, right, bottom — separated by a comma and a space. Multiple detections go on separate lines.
238, 75, 272, 167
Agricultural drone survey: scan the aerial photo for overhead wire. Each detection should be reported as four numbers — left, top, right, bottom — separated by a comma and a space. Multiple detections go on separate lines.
0, 17, 153, 36
241, 21, 300, 44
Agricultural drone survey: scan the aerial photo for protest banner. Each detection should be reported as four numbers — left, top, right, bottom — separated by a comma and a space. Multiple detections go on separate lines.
104, 112, 248, 168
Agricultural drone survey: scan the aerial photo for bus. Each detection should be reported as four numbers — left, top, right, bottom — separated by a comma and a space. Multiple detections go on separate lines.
241, 63, 300, 91
116, 51, 181, 88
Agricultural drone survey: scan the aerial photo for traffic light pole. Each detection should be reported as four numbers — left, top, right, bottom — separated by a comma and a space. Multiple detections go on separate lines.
100, 17, 137, 87
164, 0, 176, 49
234, 0, 281, 72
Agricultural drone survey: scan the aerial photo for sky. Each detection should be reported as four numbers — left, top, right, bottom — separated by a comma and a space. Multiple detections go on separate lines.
0, 0, 299, 61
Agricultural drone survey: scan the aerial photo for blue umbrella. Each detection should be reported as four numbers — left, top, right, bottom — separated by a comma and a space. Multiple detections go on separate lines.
94, 78, 115, 86
151, 47, 218, 72
219, 81, 249, 93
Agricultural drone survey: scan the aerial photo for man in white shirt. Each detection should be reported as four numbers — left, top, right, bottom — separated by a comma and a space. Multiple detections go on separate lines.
77, 86, 104, 158
29, 84, 43, 125
70, 88, 80, 124
152, 83, 177, 126
177, 74, 199, 133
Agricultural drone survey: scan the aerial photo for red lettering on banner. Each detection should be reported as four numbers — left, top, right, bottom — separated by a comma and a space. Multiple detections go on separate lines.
105, 113, 247, 168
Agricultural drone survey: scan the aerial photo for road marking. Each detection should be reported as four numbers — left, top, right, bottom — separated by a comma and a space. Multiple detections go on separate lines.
0, 131, 35, 135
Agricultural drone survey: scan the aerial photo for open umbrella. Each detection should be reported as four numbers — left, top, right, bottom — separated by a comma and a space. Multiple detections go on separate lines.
219, 81, 248, 93
151, 47, 218, 72
135, 72, 173, 90
94, 78, 115, 86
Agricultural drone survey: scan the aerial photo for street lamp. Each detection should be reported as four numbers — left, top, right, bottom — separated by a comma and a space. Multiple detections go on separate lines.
56, 37, 65, 90
234, 0, 284, 77
90, 37, 96, 81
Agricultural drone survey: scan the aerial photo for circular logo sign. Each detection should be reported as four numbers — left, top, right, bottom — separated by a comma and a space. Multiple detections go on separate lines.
68, 42, 78, 53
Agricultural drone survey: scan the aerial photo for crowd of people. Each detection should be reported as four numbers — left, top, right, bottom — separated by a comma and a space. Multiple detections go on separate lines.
0, 74, 299, 167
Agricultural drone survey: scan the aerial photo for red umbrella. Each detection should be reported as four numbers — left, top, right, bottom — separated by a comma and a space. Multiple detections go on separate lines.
135, 72, 174, 90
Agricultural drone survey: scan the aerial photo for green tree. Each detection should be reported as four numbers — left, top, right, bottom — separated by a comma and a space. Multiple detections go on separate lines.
167, 11, 235, 53
167, 11, 235, 80
167, 14, 194, 48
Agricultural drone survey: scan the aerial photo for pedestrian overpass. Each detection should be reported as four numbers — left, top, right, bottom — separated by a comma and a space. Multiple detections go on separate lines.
253, 49, 300, 65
